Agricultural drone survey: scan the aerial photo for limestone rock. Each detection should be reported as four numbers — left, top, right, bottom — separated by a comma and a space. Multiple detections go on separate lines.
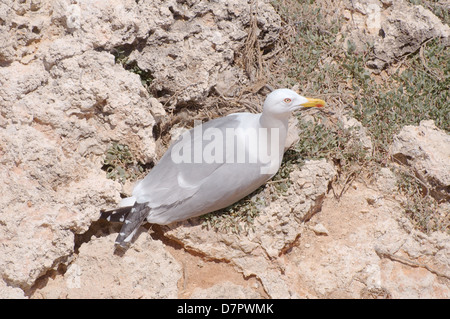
0, 119, 121, 289
0, 280, 27, 299
374, 167, 397, 194
190, 281, 261, 299
164, 159, 337, 298
0, 4, 161, 290
129, 0, 282, 104
32, 231, 182, 298
343, 0, 450, 70
390, 120, 450, 200
290, 182, 450, 298
1, 0, 282, 103
310, 223, 329, 236
0, 48, 160, 289
0, 0, 54, 64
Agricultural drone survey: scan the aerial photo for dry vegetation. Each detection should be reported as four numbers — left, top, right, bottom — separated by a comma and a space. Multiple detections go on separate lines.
269, 0, 449, 234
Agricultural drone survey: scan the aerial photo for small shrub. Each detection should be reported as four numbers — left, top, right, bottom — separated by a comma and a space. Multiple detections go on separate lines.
102, 143, 147, 184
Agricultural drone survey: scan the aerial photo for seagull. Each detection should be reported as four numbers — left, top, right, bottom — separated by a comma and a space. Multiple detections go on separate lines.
100, 89, 325, 247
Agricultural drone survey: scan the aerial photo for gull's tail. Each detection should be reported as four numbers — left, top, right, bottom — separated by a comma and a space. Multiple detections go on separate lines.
100, 206, 133, 222
100, 202, 150, 248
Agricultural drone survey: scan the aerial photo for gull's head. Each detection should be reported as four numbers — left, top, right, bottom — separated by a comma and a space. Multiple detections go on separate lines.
263, 88, 326, 118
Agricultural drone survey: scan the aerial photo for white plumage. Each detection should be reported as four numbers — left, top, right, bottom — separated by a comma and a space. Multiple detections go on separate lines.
101, 88, 325, 247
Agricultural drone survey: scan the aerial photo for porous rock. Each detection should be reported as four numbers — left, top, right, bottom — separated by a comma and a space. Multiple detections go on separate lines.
129, 0, 282, 104
343, 0, 450, 70
290, 181, 450, 298
390, 120, 450, 200
190, 281, 261, 299
164, 159, 337, 298
32, 231, 182, 299
0, 0, 161, 291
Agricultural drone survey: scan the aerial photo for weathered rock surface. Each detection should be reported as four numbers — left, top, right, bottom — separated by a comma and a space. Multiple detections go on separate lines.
289, 176, 450, 298
0, 50, 160, 289
390, 120, 450, 200
164, 159, 337, 298
0, 279, 26, 299
130, 0, 281, 104
190, 281, 261, 299
341, 115, 373, 153
343, 0, 450, 69
0, 0, 162, 290
31, 232, 182, 299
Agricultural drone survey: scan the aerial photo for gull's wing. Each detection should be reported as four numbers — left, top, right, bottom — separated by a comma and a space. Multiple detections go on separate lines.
132, 114, 253, 208
114, 113, 267, 247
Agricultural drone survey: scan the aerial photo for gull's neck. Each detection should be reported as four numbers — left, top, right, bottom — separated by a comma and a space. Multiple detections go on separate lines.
259, 111, 290, 131
259, 112, 290, 159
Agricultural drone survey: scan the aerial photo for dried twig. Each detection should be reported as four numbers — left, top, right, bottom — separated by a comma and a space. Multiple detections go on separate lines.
390, 37, 437, 76
331, 170, 358, 200
391, 157, 430, 197
419, 42, 442, 80
242, 0, 265, 82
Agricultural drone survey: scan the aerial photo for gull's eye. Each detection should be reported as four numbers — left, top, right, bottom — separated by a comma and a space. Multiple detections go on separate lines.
283, 98, 292, 104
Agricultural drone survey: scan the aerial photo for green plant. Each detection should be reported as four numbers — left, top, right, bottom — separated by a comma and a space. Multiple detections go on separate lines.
102, 143, 147, 184
352, 38, 449, 164
201, 187, 267, 234
111, 47, 153, 90
397, 171, 449, 234
270, 0, 449, 234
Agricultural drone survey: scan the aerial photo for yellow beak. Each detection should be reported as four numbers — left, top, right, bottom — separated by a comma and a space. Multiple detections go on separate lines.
300, 98, 326, 108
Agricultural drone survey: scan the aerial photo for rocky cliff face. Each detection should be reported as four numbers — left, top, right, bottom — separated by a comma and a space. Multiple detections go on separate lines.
0, 0, 449, 298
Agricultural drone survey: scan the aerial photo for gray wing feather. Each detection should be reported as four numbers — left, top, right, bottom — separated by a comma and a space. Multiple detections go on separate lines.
132, 115, 242, 207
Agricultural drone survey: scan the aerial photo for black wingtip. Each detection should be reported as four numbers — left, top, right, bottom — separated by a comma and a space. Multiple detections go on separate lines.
99, 206, 133, 222
113, 203, 150, 248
